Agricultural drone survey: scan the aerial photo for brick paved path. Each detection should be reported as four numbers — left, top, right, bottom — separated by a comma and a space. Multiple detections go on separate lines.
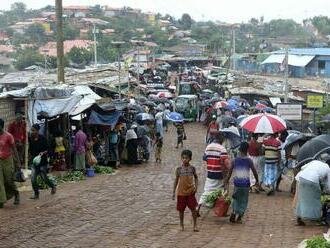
0, 123, 325, 248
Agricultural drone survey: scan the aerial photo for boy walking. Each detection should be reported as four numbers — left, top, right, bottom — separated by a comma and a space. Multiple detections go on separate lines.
173, 150, 199, 231
225, 142, 259, 223
154, 133, 163, 163
174, 122, 185, 148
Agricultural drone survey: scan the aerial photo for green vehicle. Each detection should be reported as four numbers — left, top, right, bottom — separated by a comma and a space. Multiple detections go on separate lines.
175, 95, 198, 122
177, 81, 199, 96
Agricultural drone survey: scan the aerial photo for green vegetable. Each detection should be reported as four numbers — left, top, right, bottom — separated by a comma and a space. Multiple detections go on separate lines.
321, 195, 330, 204
94, 166, 114, 174
306, 236, 330, 248
55, 171, 85, 183
205, 189, 231, 207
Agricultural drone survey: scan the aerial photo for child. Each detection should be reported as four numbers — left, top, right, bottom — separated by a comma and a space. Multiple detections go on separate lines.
154, 133, 163, 163
172, 150, 199, 231
174, 122, 186, 148
224, 142, 259, 223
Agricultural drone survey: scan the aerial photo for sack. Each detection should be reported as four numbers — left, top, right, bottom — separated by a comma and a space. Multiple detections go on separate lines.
32, 155, 42, 167
213, 197, 230, 217
14, 170, 26, 182
86, 151, 97, 166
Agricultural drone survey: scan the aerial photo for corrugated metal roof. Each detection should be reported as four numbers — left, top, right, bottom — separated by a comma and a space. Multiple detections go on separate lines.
262, 54, 315, 67
273, 48, 330, 56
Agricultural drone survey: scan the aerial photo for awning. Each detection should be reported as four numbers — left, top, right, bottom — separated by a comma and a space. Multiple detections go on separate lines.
87, 110, 121, 126
69, 103, 94, 116
269, 97, 282, 107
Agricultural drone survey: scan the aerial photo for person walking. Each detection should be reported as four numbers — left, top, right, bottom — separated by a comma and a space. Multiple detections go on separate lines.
0, 118, 21, 208
263, 133, 281, 196
74, 125, 87, 171
225, 142, 259, 223
174, 122, 186, 148
206, 116, 219, 144
154, 133, 163, 163
126, 124, 138, 164
197, 133, 230, 214
248, 134, 263, 192
7, 112, 26, 165
294, 159, 330, 226
172, 150, 199, 232
29, 124, 56, 199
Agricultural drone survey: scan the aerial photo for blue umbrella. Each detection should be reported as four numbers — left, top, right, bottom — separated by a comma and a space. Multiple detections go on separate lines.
136, 113, 154, 122
227, 99, 238, 106
167, 112, 184, 122
224, 105, 238, 111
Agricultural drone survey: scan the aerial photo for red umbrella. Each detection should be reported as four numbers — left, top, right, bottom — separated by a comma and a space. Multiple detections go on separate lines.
213, 101, 228, 109
255, 103, 267, 110
240, 113, 287, 134
157, 92, 173, 98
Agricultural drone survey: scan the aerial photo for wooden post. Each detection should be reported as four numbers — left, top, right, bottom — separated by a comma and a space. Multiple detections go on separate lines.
56, 0, 65, 83
24, 99, 29, 170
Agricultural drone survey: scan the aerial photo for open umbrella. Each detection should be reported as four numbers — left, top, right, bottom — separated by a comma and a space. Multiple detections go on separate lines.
157, 91, 173, 98
283, 132, 315, 152
220, 126, 241, 149
255, 103, 267, 110
321, 114, 330, 123
213, 101, 228, 109
240, 113, 287, 134
237, 115, 248, 124
297, 135, 330, 166
167, 112, 184, 122
136, 113, 154, 122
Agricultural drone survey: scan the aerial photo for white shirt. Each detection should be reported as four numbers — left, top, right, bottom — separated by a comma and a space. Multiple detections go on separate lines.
296, 160, 330, 185
126, 129, 137, 141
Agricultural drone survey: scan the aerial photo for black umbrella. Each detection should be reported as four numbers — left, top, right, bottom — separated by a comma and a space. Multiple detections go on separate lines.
297, 135, 330, 166
283, 132, 315, 152
220, 116, 237, 127
321, 114, 330, 123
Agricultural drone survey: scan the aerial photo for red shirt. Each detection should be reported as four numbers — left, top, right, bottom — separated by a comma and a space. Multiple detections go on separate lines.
8, 121, 26, 143
0, 131, 14, 159
248, 140, 261, 156
208, 122, 219, 135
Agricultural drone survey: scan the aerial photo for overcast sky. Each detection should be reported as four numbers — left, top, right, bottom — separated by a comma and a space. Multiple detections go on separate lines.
2, 0, 330, 23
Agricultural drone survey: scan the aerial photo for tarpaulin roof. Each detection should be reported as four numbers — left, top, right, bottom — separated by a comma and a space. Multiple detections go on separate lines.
261, 54, 315, 67
87, 110, 121, 126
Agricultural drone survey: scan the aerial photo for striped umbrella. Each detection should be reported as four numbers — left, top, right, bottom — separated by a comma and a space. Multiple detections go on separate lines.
213, 101, 228, 109
240, 113, 287, 134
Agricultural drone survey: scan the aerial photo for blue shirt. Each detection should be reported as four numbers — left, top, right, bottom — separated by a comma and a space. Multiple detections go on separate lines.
232, 157, 253, 187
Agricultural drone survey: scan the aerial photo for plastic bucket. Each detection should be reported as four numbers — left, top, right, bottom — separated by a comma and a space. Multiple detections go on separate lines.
86, 168, 95, 177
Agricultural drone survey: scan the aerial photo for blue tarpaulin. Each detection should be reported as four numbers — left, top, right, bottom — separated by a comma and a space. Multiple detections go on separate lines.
88, 110, 121, 126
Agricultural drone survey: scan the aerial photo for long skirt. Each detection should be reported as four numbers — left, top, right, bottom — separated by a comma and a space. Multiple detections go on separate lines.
263, 163, 277, 188
53, 151, 67, 171
127, 139, 138, 164
249, 156, 262, 185
295, 178, 322, 220
232, 186, 249, 216
0, 156, 18, 204
74, 153, 86, 170
199, 178, 223, 207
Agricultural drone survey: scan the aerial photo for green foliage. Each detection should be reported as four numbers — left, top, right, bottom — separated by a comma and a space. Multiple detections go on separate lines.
310, 16, 330, 35
14, 48, 43, 70
63, 23, 80, 40
268, 19, 307, 37
25, 23, 46, 43
179, 13, 193, 30
306, 236, 330, 248
67, 47, 93, 65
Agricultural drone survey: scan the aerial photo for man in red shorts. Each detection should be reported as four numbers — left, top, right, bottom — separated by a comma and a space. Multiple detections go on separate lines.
173, 150, 199, 231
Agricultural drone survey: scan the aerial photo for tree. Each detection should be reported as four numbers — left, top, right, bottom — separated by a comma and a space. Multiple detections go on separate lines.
10, 2, 27, 20
179, 13, 193, 30
310, 16, 330, 35
63, 23, 80, 40
25, 24, 46, 43
14, 48, 43, 70
91, 5, 102, 17
67, 47, 93, 65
